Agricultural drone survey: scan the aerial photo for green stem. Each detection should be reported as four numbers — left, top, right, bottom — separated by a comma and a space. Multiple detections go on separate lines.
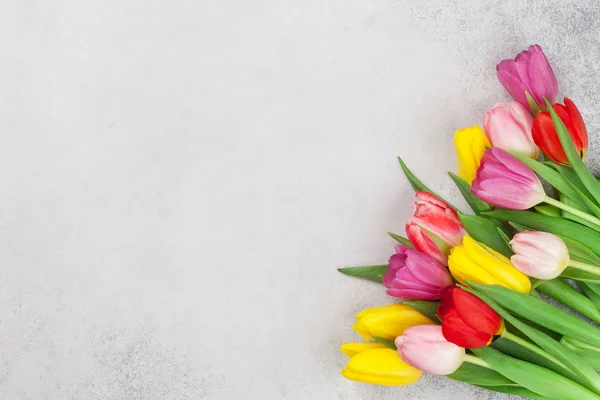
570, 260, 600, 276
544, 196, 600, 227
501, 331, 568, 370
462, 354, 492, 369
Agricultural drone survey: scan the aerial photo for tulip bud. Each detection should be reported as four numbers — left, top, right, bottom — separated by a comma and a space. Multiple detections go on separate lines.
510, 231, 570, 280
448, 236, 531, 294
483, 102, 538, 158
532, 98, 588, 165
471, 148, 545, 210
352, 304, 435, 341
395, 325, 465, 375
496, 44, 559, 112
383, 245, 453, 301
438, 286, 504, 348
405, 191, 467, 264
454, 125, 490, 184
340, 347, 422, 386
340, 342, 387, 357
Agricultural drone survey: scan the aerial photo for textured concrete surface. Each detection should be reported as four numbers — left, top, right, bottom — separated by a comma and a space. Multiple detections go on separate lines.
1, 1, 600, 399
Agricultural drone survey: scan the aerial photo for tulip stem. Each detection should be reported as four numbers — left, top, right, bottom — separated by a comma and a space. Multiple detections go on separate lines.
502, 331, 567, 369
569, 260, 600, 276
462, 354, 492, 369
543, 196, 600, 227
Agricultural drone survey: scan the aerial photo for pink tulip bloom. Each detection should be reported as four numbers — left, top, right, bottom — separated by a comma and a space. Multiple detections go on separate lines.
406, 191, 467, 264
497, 45, 559, 112
395, 325, 465, 375
483, 101, 539, 159
510, 231, 570, 280
471, 148, 545, 210
383, 245, 453, 301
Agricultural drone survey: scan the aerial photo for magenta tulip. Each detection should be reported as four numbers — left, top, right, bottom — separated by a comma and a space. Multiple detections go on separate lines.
510, 231, 570, 279
471, 148, 545, 210
395, 325, 465, 375
497, 45, 559, 112
483, 101, 539, 158
383, 245, 453, 301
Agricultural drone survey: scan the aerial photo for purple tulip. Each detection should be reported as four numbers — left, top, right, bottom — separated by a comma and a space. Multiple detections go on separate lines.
471, 148, 545, 210
497, 45, 559, 112
383, 245, 453, 301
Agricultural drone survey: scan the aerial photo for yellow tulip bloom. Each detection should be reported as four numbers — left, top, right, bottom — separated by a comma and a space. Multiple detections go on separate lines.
341, 348, 422, 386
340, 342, 386, 357
448, 236, 531, 294
352, 304, 435, 341
454, 125, 490, 184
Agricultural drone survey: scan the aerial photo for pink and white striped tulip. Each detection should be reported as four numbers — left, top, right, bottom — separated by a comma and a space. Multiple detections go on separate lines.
483, 102, 539, 159
510, 231, 570, 280
395, 325, 465, 375
471, 148, 545, 210
383, 245, 453, 301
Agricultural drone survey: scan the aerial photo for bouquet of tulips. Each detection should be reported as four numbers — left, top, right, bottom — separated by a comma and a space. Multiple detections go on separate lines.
338, 45, 600, 400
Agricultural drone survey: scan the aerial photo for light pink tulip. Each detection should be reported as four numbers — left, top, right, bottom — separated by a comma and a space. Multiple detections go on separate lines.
510, 231, 570, 279
497, 45, 559, 112
483, 101, 539, 158
395, 325, 465, 375
471, 148, 545, 210
383, 245, 453, 301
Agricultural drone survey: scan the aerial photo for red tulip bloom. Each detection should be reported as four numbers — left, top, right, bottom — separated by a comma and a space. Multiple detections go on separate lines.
438, 286, 504, 348
532, 98, 588, 164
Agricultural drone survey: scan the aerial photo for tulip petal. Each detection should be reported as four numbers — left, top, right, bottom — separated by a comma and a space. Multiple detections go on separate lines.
341, 348, 423, 386
451, 287, 503, 335
441, 308, 493, 348
341, 342, 387, 357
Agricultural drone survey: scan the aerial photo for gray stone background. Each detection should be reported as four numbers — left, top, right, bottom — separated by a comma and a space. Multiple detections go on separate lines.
1, 0, 599, 399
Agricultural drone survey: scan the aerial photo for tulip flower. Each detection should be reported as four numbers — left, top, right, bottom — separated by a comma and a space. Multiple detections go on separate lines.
383, 245, 453, 300
438, 286, 504, 348
340, 342, 387, 357
448, 236, 531, 294
454, 125, 490, 184
395, 325, 465, 375
496, 44, 559, 113
510, 231, 570, 280
483, 101, 539, 158
471, 148, 545, 210
405, 191, 467, 264
353, 304, 435, 341
340, 347, 422, 386
532, 98, 588, 164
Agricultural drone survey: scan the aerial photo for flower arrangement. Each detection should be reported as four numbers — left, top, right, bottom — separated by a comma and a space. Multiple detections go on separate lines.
337, 45, 600, 400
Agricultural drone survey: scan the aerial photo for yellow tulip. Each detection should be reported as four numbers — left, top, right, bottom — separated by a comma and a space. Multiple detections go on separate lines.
352, 304, 435, 341
341, 348, 422, 386
454, 125, 490, 184
340, 342, 387, 357
448, 236, 531, 294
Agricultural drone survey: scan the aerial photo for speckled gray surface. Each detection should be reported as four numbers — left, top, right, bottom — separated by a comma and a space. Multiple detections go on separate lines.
1, 1, 600, 399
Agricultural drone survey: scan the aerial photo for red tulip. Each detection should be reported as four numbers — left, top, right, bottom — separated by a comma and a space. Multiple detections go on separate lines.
405, 192, 467, 265
532, 98, 588, 164
438, 286, 504, 348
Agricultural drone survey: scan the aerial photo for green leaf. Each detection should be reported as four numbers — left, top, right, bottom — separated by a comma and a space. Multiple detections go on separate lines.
537, 279, 600, 323
551, 163, 594, 201
474, 385, 552, 400
458, 213, 512, 257
496, 227, 512, 249
447, 172, 491, 214
446, 362, 516, 387
483, 210, 600, 258
560, 236, 600, 265
546, 98, 600, 207
337, 265, 386, 283
371, 336, 397, 350
560, 268, 600, 284
397, 157, 455, 210
579, 282, 600, 312
535, 204, 562, 217
403, 300, 440, 322
466, 282, 600, 347
561, 337, 600, 371
560, 192, 600, 232
472, 346, 600, 400
386, 232, 414, 248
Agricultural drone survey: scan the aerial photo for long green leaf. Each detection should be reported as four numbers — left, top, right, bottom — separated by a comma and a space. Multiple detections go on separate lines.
472, 346, 599, 400
579, 282, 600, 313
371, 336, 397, 350
387, 232, 414, 248
458, 213, 512, 257
403, 300, 440, 322
447, 172, 491, 214
537, 279, 600, 323
446, 362, 516, 387
474, 385, 552, 400
561, 337, 600, 371
397, 157, 455, 209
560, 192, 600, 232
561, 268, 600, 284
337, 265, 386, 283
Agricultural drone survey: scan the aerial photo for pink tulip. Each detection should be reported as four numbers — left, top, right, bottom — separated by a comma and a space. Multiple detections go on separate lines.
471, 148, 545, 210
510, 231, 570, 280
383, 245, 453, 300
405, 192, 467, 264
497, 45, 559, 112
395, 325, 465, 375
483, 101, 539, 159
